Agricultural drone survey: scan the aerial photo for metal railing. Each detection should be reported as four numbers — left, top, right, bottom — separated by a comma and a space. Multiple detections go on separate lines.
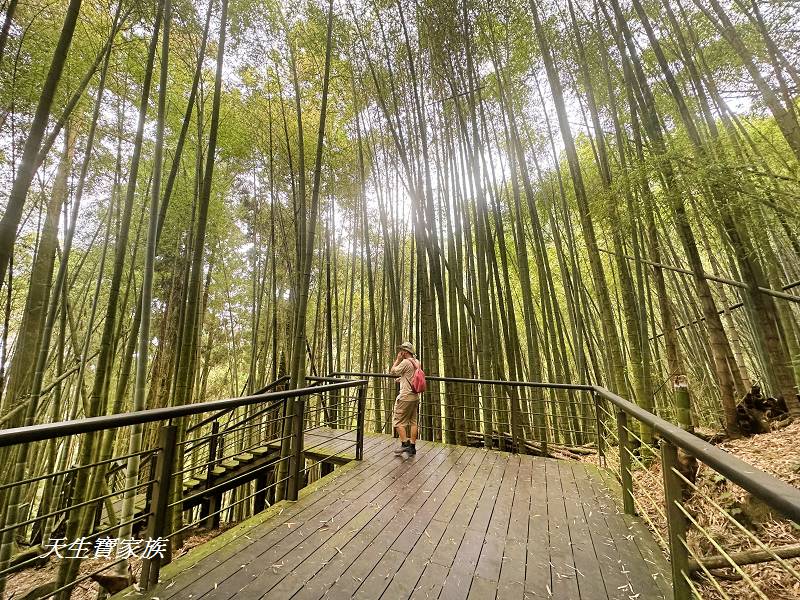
594, 386, 800, 600
0, 377, 367, 598
334, 372, 800, 600
332, 372, 596, 456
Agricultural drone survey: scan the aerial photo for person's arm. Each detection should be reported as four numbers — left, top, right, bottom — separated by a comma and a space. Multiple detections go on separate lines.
389, 352, 405, 375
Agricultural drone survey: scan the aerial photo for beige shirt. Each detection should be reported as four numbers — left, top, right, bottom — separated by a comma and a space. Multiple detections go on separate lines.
390, 358, 419, 400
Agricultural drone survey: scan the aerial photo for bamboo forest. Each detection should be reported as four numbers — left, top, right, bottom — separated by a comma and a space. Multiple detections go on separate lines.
0, 0, 799, 598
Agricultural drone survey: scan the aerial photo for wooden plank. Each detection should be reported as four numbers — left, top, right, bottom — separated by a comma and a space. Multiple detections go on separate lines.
588, 463, 670, 598
351, 447, 478, 600
543, 459, 580, 599
224, 442, 449, 599
392, 446, 479, 555
497, 455, 533, 600
477, 454, 520, 583
584, 464, 669, 599
468, 451, 509, 533
153, 435, 402, 598
127, 436, 393, 599
354, 548, 413, 600
265, 444, 457, 600
525, 457, 550, 598
100, 494, 146, 528
408, 561, 449, 600
486, 454, 519, 538
165, 434, 389, 575
127, 435, 677, 600
497, 538, 526, 600
568, 462, 634, 600
475, 534, 505, 585
380, 450, 489, 600
431, 452, 499, 568
432, 449, 493, 525
557, 460, 607, 600
379, 519, 449, 600
314, 449, 464, 598
424, 452, 505, 600
627, 517, 672, 598
265, 426, 359, 464
439, 528, 485, 600
467, 574, 498, 600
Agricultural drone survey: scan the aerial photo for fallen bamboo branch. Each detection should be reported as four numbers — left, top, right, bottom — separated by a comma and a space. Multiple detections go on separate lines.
688, 542, 800, 572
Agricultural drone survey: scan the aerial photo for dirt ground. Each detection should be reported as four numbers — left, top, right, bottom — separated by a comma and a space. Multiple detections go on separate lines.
627, 420, 800, 599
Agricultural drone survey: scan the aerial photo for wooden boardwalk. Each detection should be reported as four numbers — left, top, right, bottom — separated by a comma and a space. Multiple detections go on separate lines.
126, 434, 671, 600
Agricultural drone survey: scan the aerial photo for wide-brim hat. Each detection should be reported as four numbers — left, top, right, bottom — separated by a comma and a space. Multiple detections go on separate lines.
397, 341, 416, 355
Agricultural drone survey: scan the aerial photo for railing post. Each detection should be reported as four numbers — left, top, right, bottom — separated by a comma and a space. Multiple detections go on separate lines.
287, 396, 305, 501
141, 424, 177, 589
661, 440, 691, 600
508, 387, 521, 454
616, 409, 635, 515
356, 385, 366, 460
202, 421, 220, 529
329, 386, 339, 428
594, 392, 605, 467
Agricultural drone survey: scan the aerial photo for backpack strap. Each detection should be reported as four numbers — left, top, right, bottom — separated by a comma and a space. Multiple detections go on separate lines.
405, 358, 418, 388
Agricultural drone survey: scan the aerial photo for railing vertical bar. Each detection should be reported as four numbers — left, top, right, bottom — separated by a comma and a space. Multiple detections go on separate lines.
594, 392, 605, 467
201, 421, 220, 529
662, 440, 691, 600
141, 424, 178, 589
356, 387, 366, 460
616, 409, 635, 516
288, 397, 305, 501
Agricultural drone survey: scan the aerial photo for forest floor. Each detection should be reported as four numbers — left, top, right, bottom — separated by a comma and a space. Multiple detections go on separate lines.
7, 524, 233, 599
625, 420, 800, 599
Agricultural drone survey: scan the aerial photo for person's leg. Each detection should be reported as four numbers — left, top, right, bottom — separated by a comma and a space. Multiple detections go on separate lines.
392, 395, 406, 441
394, 423, 410, 455
393, 395, 411, 454
395, 425, 408, 442
406, 402, 419, 454
394, 399, 416, 455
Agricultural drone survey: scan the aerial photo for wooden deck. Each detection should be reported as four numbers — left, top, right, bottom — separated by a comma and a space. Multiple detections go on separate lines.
277, 425, 359, 464
125, 434, 671, 600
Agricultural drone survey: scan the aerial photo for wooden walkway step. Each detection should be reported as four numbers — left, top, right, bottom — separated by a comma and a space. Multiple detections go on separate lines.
113, 433, 671, 600
100, 426, 358, 529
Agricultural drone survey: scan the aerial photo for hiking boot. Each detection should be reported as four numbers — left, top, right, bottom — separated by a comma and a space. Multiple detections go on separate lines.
407, 443, 416, 456
394, 441, 411, 455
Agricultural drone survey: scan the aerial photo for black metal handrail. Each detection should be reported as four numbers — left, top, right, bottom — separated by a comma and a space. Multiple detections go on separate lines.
592, 385, 800, 525
335, 371, 800, 599
0, 379, 365, 448
0, 377, 369, 596
332, 371, 594, 391
333, 372, 800, 525
186, 375, 291, 433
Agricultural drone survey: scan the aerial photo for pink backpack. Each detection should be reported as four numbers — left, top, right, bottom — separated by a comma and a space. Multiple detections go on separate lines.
409, 359, 427, 394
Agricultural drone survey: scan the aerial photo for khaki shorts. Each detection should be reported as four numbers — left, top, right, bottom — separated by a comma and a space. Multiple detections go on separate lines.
392, 395, 419, 428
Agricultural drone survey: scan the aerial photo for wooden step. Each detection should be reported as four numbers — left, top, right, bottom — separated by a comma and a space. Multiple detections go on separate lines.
235, 452, 254, 463
183, 478, 201, 490
220, 458, 240, 469
252, 446, 270, 456
211, 466, 226, 476
99, 493, 148, 528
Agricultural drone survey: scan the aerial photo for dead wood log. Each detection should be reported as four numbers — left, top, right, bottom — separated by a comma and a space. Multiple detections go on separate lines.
689, 542, 800, 572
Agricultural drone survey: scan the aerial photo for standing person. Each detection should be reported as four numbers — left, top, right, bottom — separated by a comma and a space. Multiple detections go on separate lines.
390, 341, 420, 456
